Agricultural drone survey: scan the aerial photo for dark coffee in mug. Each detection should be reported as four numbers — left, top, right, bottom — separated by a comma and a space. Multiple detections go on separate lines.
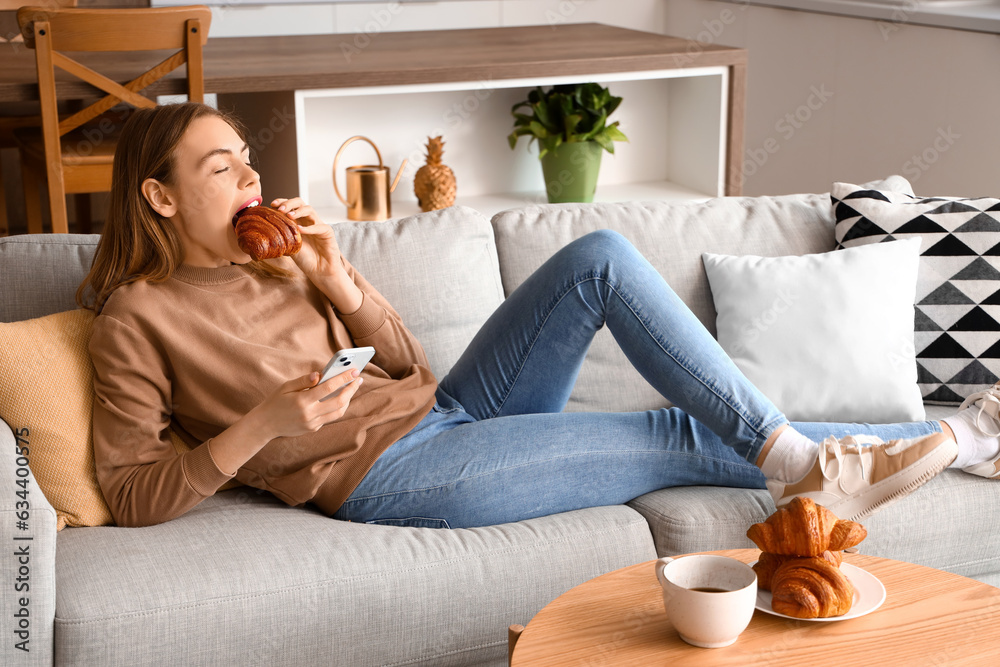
690, 587, 730, 593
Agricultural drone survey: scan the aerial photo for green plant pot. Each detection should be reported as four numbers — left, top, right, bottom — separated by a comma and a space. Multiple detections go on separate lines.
539, 141, 603, 203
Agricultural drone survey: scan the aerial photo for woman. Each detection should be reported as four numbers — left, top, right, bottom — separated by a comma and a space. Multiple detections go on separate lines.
79, 103, 997, 529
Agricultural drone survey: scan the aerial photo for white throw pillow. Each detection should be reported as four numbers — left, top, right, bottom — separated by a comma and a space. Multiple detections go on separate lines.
702, 238, 925, 423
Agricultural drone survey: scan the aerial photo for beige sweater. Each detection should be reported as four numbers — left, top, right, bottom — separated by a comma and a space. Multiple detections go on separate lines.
89, 258, 437, 527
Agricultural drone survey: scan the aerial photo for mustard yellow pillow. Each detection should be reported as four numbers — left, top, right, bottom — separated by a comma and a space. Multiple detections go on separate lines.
0, 309, 241, 531
0, 309, 110, 530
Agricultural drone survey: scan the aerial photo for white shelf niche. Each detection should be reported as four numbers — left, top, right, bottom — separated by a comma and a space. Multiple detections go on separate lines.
295, 67, 729, 224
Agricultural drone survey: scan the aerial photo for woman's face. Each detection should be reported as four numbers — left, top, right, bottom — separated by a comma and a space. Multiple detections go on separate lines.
148, 115, 262, 267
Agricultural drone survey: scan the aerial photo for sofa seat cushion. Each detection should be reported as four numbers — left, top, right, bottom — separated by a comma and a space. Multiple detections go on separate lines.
628, 470, 1000, 587
924, 403, 959, 421
54, 489, 655, 666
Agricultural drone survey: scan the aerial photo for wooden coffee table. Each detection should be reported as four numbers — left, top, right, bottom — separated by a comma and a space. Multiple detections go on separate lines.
510, 549, 1000, 665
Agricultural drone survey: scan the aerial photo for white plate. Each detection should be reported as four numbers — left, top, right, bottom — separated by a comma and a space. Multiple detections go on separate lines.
752, 561, 887, 622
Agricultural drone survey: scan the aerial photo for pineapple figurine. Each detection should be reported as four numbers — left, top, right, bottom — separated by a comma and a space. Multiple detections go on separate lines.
413, 135, 456, 212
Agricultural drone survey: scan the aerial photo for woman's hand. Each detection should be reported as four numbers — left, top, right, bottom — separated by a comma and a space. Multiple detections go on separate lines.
208, 368, 364, 475
271, 196, 364, 314
249, 367, 364, 441
271, 197, 345, 280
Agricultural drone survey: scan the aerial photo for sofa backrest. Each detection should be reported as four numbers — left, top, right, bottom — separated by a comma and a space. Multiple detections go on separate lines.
2, 180, 914, 415
0, 206, 505, 382
0, 234, 99, 322
333, 206, 504, 378
490, 193, 838, 413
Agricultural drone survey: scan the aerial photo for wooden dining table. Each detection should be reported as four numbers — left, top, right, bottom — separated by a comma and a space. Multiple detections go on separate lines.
0, 23, 746, 103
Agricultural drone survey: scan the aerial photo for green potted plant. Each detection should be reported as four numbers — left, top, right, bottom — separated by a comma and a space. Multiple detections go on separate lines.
507, 82, 628, 203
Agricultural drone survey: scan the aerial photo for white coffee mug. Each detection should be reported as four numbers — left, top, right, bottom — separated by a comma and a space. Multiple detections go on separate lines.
654, 555, 758, 648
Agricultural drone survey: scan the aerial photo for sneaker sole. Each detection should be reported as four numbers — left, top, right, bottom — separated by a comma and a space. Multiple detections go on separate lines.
827, 434, 958, 522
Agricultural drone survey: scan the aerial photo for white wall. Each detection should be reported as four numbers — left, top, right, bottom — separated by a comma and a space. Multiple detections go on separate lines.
663, 0, 1000, 198
206, 0, 665, 37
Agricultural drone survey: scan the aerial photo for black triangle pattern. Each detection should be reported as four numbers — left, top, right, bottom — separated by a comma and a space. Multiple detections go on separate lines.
843, 189, 891, 202
914, 307, 942, 331
948, 360, 998, 385
920, 333, 974, 358
951, 257, 1000, 281
926, 201, 982, 214
835, 201, 861, 218
949, 307, 1000, 332
916, 362, 940, 384
918, 282, 974, 306
838, 216, 886, 243
924, 385, 966, 403
982, 289, 1000, 306
954, 212, 1000, 234
834, 185, 1000, 404
980, 339, 1000, 359
897, 215, 948, 234
924, 235, 977, 256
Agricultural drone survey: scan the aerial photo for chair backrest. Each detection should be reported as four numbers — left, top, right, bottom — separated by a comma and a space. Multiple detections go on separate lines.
16, 6, 211, 138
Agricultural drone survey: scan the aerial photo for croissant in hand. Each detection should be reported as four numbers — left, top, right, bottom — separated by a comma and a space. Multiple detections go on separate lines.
747, 497, 867, 557
232, 205, 302, 260
770, 556, 856, 619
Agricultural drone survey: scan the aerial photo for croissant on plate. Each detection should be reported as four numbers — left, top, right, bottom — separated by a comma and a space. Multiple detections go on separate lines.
747, 497, 867, 557
754, 549, 843, 591
232, 205, 302, 260
770, 556, 856, 619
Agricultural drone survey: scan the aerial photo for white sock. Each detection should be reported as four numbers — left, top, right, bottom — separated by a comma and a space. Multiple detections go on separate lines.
943, 408, 1000, 469
759, 427, 820, 483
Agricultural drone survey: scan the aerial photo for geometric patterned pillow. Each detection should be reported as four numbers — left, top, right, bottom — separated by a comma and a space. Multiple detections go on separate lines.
833, 182, 1000, 404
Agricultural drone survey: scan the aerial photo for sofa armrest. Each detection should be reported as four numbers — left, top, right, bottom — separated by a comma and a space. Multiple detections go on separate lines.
0, 417, 56, 666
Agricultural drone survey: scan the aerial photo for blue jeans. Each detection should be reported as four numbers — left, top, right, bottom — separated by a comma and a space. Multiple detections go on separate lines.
333, 230, 941, 528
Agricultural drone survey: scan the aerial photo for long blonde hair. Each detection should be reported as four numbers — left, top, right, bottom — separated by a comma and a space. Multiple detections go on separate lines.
77, 103, 293, 312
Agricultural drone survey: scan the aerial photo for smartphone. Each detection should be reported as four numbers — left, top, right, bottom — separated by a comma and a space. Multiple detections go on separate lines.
317, 346, 375, 401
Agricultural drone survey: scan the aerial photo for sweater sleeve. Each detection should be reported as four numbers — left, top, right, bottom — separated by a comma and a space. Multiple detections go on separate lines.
337, 258, 432, 378
89, 314, 236, 527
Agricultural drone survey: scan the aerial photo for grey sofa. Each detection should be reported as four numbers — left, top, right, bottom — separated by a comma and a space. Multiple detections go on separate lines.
2, 179, 998, 666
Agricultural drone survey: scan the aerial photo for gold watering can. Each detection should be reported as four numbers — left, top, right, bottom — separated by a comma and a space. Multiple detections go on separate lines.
332, 136, 407, 221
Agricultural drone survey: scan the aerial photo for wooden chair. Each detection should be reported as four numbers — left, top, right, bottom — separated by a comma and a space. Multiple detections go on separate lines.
15, 5, 210, 233
0, 0, 75, 236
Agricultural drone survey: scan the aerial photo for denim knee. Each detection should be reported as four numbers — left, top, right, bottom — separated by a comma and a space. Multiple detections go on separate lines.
565, 229, 641, 272
575, 228, 633, 254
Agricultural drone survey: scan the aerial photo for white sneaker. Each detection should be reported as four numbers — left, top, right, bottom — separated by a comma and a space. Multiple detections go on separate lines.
957, 382, 1000, 478
766, 432, 958, 521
